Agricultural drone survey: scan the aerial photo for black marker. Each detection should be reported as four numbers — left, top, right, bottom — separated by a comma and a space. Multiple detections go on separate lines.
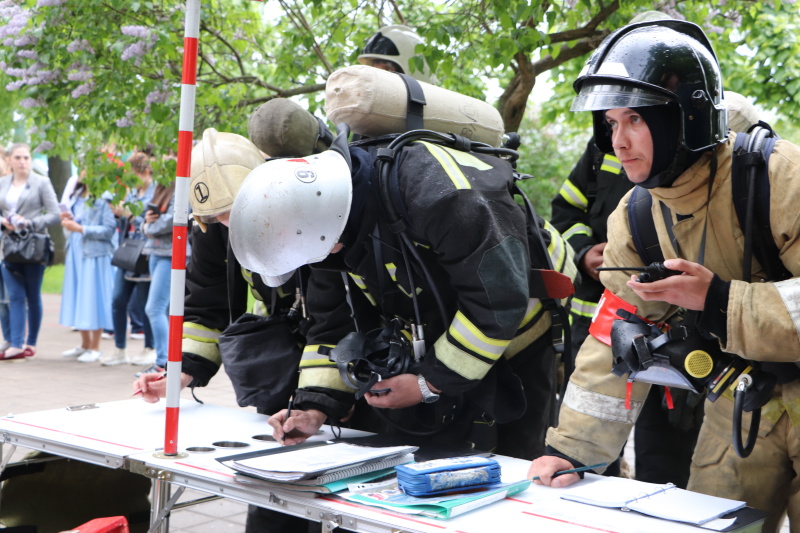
282, 395, 294, 443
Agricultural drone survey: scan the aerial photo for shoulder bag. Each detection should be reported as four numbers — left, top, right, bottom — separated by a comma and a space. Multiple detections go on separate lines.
2, 230, 54, 265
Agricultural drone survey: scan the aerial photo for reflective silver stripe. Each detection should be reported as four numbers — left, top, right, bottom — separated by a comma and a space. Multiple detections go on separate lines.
570, 297, 598, 318
183, 322, 220, 342
300, 344, 336, 367
298, 367, 354, 392
558, 179, 588, 211
775, 278, 800, 341
519, 297, 543, 328
562, 382, 643, 424
600, 154, 622, 174
544, 220, 567, 271
563, 223, 592, 241
449, 311, 508, 361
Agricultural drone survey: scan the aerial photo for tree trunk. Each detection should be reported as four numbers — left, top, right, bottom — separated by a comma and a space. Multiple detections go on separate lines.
47, 156, 72, 264
497, 51, 536, 133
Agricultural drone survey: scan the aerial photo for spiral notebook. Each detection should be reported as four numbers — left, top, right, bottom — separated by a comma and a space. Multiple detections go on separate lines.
561, 476, 746, 526
217, 441, 417, 484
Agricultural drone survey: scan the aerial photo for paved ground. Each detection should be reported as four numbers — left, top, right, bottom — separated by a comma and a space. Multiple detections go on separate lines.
1, 292, 250, 532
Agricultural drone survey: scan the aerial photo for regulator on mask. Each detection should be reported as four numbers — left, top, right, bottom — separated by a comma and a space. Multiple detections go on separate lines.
611, 308, 776, 457
328, 319, 416, 400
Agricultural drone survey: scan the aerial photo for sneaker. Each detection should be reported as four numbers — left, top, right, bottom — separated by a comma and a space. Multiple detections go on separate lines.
129, 347, 156, 366
101, 332, 114, 340
62, 346, 87, 358
0, 340, 10, 352
135, 363, 165, 378
129, 331, 145, 340
77, 350, 102, 363
101, 347, 128, 366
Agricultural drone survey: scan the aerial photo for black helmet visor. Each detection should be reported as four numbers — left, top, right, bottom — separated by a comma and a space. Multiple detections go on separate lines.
571, 81, 673, 112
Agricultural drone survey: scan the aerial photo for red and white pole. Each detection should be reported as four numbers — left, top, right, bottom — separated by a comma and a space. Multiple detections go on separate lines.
162, 0, 200, 456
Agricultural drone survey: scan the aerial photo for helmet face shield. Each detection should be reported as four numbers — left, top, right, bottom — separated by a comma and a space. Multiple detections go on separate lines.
571, 82, 673, 112
357, 24, 434, 83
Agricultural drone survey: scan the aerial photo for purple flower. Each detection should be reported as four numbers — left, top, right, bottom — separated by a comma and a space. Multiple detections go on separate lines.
67, 68, 93, 82
35, 141, 54, 152
121, 25, 154, 40
5, 80, 24, 90
17, 49, 38, 60
20, 97, 44, 108
116, 117, 135, 128
71, 81, 96, 98
66, 39, 95, 54
37, 0, 65, 6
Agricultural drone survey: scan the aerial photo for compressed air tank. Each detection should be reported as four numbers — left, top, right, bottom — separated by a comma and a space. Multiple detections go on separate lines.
325, 65, 505, 146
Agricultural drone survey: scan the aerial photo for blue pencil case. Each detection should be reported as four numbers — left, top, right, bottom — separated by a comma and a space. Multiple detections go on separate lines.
396, 456, 501, 496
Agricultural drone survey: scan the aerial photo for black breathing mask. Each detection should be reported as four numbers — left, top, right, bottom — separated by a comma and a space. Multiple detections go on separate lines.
328, 319, 415, 400
611, 309, 775, 413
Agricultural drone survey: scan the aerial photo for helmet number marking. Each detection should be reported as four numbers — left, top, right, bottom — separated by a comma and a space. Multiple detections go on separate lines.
294, 167, 317, 183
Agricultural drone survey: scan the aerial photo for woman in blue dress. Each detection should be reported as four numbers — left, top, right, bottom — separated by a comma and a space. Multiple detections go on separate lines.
59, 176, 117, 363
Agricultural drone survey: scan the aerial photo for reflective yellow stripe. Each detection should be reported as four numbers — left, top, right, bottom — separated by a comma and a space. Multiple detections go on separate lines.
183, 322, 220, 343
181, 337, 222, 365
544, 220, 567, 272
420, 141, 471, 190
300, 344, 336, 367
348, 273, 376, 306
385, 262, 420, 298
241, 267, 254, 284
448, 311, 509, 361
600, 154, 622, 174
298, 367, 355, 393
434, 335, 493, 381
563, 223, 592, 241
519, 298, 543, 329
558, 179, 588, 211
570, 297, 598, 319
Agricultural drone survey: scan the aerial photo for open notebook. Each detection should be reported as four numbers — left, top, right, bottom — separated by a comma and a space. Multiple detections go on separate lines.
561, 476, 746, 526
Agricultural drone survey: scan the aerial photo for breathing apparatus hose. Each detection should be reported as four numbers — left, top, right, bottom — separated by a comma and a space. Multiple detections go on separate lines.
732, 374, 760, 458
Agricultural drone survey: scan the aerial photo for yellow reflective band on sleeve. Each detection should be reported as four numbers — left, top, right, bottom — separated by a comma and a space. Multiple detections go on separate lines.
298, 367, 355, 393
506, 310, 551, 358
518, 297, 543, 329
562, 382, 643, 424
419, 141, 471, 190
558, 180, 588, 211
183, 322, 221, 343
434, 334, 493, 381
563, 223, 592, 241
241, 267, 254, 284
348, 273, 377, 306
181, 337, 222, 365
600, 154, 622, 174
544, 220, 568, 272
448, 311, 509, 361
570, 297, 599, 319
384, 262, 421, 298
300, 344, 337, 368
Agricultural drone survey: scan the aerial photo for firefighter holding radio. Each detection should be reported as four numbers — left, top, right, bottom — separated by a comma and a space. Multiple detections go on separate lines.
528, 19, 800, 533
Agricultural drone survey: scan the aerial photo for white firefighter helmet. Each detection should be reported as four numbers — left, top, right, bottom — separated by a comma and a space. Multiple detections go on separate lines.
229, 149, 353, 287
358, 25, 434, 83
189, 128, 266, 232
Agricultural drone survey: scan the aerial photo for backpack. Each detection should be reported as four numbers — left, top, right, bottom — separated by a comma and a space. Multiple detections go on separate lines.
627, 122, 790, 282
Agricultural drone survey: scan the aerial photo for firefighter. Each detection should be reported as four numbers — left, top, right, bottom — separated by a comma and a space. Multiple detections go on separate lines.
358, 24, 436, 83
228, 125, 576, 460
529, 19, 800, 533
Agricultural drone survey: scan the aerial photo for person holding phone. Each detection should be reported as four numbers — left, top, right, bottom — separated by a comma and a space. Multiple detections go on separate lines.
139, 156, 180, 376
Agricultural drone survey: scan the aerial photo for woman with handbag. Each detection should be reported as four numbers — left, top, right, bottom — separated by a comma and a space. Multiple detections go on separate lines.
58, 174, 117, 363
140, 174, 178, 376
0, 143, 59, 360
105, 152, 156, 366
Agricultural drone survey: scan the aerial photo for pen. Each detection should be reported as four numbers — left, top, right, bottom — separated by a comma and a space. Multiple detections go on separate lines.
131, 372, 167, 397
530, 462, 608, 481
282, 395, 294, 443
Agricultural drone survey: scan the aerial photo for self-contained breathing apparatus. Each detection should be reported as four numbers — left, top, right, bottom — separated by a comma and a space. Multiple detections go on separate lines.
324, 125, 574, 436
601, 123, 784, 458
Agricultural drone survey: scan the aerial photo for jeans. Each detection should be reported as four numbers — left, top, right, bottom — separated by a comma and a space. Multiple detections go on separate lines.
112, 268, 153, 350
0, 273, 10, 342
1, 261, 46, 348
128, 287, 146, 333
145, 255, 171, 367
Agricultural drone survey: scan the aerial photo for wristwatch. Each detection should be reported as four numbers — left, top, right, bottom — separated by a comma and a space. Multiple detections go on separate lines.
417, 374, 440, 404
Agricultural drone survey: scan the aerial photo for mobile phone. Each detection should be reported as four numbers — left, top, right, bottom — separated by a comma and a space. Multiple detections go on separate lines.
146, 203, 159, 213
58, 203, 69, 214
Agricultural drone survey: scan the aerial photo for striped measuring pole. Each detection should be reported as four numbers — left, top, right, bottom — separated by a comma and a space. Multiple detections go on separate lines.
162, 0, 200, 457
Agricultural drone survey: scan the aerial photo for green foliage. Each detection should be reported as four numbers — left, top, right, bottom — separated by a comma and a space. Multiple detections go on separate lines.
0, 0, 798, 202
